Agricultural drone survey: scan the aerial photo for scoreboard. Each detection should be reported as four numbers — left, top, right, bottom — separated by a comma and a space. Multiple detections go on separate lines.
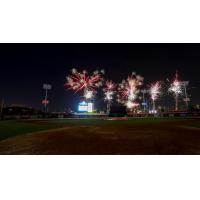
78, 102, 93, 113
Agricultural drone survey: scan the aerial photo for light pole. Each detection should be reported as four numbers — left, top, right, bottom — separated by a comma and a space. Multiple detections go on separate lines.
175, 72, 179, 111
182, 81, 190, 109
106, 100, 111, 115
175, 93, 178, 111
152, 98, 156, 112
43, 84, 52, 113
169, 71, 181, 111
141, 89, 147, 112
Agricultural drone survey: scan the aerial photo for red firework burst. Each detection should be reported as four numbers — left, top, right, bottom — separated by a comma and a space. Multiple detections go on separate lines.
65, 68, 104, 94
105, 80, 116, 91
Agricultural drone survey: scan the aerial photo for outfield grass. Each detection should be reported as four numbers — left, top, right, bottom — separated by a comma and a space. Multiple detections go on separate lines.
0, 117, 199, 142
0, 120, 55, 141
49, 117, 189, 126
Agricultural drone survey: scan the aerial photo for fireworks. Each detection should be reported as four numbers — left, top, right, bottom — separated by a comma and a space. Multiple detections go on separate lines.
84, 90, 94, 99
150, 81, 161, 101
65, 68, 104, 99
104, 80, 116, 114
65, 68, 190, 114
126, 101, 139, 109
105, 91, 114, 101
118, 72, 143, 109
169, 72, 182, 111
149, 81, 161, 112
104, 80, 116, 101
169, 80, 182, 95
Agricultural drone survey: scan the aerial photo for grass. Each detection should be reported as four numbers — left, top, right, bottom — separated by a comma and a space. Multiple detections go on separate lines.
0, 117, 200, 154
0, 117, 199, 142
0, 120, 54, 141
49, 117, 187, 126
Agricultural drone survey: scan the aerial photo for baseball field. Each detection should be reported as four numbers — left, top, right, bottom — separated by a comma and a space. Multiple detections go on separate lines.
0, 117, 200, 155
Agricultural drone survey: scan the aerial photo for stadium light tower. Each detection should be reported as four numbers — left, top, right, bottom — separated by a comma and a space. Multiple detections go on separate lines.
43, 84, 52, 113
169, 71, 182, 111
141, 89, 148, 112
182, 81, 190, 109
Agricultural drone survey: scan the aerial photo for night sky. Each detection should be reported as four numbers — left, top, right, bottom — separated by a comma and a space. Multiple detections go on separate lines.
0, 44, 199, 111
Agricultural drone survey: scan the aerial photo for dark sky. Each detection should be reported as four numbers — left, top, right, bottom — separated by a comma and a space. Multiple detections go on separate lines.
0, 44, 199, 111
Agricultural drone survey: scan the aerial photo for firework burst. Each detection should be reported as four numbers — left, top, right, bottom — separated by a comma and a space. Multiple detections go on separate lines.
126, 101, 139, 109
169, 80, 182, 95
103, 80, 116, 114
150, 81, 161, 101
104, 80, 116, 101
84, 90, 94, 99
169, 72, 182, 111
149, 81, 161, 112
118, 72, 144, 109
65, 68, 104, 99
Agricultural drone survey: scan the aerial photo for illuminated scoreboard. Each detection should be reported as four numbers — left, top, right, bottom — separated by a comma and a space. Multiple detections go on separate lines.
78, 102, 93, 113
